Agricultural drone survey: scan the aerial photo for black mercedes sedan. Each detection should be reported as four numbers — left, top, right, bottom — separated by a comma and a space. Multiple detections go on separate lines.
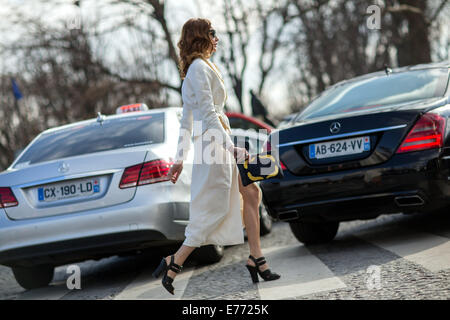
260, 62, 450, 244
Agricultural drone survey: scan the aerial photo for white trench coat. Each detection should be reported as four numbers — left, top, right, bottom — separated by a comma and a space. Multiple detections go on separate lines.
175, 58, 245, 247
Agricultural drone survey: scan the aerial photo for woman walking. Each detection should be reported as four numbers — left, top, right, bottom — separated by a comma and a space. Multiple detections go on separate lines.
152, 18, 280, 295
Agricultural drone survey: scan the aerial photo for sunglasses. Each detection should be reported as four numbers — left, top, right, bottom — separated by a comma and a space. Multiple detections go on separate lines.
209, 29, 217, 38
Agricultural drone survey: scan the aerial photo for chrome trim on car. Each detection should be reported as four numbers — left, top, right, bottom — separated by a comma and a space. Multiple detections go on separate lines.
173, 220, 189, 225
329, 122, 342, 134
277, 210, 300, 221
15, 169, 121, 188
394, 195, 425, 207
276, 124, 408, 148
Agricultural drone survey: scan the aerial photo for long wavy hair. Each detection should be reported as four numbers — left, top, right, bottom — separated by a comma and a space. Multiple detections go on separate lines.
177, 18, 214, 80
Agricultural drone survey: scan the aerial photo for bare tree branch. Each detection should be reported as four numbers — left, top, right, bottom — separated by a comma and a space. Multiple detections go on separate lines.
385, 4, 423, 15
96, 60, 180, 92
429, 0, 449, 24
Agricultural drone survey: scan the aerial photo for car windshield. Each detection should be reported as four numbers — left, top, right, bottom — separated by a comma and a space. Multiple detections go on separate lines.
14, 112, 165, 167
296, 68, 449, 121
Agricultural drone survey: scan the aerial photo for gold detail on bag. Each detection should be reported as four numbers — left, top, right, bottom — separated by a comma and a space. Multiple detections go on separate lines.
247, 172, 265, 182
243, 154, 279, 182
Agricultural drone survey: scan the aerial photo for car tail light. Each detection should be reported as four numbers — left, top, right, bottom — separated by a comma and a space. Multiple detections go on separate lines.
119, 159, 173, 189
396, 113, 446, 154
0, 187, 18, 208
138, 160, 172, 185
119, 163, 143, 188
262, 141, 287, 170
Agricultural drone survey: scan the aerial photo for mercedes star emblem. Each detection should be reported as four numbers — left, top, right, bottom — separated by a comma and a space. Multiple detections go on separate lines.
58, 162, 70, 173
330, 122, 341, 134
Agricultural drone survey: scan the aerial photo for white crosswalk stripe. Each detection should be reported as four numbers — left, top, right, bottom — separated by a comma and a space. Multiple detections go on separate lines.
114, 267, 195, 300
256, 244, 346, 299
355, 226, 450, 272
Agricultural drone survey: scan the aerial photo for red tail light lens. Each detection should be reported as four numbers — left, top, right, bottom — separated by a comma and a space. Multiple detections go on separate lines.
138, 160, 172, 185
0, 187, 18, 208
262, 141, 287, 170
396, 113, 446, 154
119, 159, 173, 189
119, 163, 143, 189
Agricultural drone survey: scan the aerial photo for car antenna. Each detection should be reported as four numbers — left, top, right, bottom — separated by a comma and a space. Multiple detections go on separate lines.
384, 64, 392, 76
96, 112, 106, 126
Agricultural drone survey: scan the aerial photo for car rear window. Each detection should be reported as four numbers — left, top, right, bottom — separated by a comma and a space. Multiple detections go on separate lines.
296, 68, 449, 121
14, 112, 165, 167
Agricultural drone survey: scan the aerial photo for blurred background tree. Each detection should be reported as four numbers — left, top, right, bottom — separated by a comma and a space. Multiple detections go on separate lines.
0, 0, 448, 170
286, 0, 449, 112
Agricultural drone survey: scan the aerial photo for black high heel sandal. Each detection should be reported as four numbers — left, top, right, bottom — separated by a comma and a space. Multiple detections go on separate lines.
245, 255, 281, 283
152, 255, 183, 295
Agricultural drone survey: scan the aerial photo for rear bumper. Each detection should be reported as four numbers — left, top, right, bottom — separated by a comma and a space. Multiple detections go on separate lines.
260, 148, 450, 223
0, 230, 172, 268
0, 183, 190, 267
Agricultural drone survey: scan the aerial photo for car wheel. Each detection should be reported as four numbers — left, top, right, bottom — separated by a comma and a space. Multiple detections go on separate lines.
259, 204, 272, 236
194, 245, 224, 264
12, 265, 54, 290
289, 221, 339, 245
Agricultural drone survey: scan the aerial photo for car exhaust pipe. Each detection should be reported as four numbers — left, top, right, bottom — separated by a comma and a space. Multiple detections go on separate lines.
278, 210, 300, 221
394, 195, 425, 207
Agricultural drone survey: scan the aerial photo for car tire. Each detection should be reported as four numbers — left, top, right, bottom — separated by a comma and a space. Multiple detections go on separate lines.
259, 204, 273, 236
12, 265, 54, 290
193, 245, 224, 264
289, 221, 339, 245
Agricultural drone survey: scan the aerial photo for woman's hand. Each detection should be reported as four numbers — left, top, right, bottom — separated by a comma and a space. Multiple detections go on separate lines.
168, 161, 183, 184
233, 147, 249, 164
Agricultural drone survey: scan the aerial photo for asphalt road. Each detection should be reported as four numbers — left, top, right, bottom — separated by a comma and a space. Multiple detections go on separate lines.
1, 208, 450, 300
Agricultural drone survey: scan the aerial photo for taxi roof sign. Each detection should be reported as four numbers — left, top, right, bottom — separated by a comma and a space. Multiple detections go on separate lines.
116, 103, 149, 114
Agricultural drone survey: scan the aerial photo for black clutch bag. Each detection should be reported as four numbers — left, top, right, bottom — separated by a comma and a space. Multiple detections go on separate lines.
237, 152, 284, 186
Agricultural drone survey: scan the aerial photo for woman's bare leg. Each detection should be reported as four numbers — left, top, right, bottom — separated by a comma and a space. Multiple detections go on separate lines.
238, 174, 269, 272
165, 245, 196, 279
164, 173, 270, 280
